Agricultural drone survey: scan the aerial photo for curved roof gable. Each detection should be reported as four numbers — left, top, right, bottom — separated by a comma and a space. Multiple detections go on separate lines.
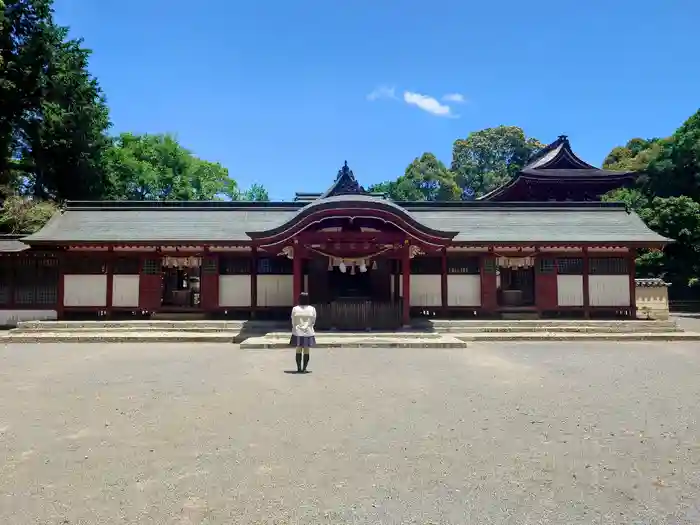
246, 194, 459, 241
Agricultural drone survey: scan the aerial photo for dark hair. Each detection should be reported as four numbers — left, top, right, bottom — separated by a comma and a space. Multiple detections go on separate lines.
298, 292, 310, 306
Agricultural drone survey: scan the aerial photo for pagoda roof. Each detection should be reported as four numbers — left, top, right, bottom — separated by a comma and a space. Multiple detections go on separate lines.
480, 135, 637, 201
20, 200, 669, 246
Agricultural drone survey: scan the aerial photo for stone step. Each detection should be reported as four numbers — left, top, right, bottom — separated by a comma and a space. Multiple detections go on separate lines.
240, 331, 700, 348
2, 331, 699, 344
13, 320, 286, 332
241, 335, 467, 349
0, 331, 242, 343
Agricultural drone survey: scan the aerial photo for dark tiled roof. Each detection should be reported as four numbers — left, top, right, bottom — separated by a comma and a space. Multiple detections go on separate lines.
0, 234, 29, 252
480, 135, 636, 201
21, 201, 669, 245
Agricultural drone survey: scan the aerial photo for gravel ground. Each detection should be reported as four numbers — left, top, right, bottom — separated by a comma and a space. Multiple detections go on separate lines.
1, 342, 700, 525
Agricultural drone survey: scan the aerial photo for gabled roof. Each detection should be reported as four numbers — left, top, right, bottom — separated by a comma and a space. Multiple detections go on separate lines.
20, 201, 669, 246
480, 135, 637, 201
320, 161, 370, 198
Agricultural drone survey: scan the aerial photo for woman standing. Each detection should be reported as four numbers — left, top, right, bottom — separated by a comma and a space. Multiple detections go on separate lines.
290, 292, 316, 373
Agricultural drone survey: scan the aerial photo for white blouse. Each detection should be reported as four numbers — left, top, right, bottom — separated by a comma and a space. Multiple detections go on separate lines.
291, 305, 317, 337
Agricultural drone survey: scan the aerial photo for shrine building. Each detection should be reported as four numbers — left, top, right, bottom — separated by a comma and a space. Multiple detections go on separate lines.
0, 136, 669, 329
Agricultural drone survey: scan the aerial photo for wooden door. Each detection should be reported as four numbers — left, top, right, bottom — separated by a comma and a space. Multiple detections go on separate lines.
535, 257, 558, 311
200, 255, 219, 311
139, 257, 163, 311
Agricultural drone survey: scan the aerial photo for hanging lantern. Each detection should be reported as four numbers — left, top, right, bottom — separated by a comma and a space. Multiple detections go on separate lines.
328, 257, 333, 271
350, 263, 356, 275
372, 259, 378, 270
359, 261, 367, 273
339, 261, 347, 273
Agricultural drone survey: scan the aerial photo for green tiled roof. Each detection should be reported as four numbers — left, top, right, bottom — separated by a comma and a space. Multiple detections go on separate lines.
21, 200, 670, 245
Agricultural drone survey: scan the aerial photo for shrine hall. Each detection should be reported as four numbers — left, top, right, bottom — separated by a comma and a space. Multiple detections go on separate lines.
0, 136, 669, 329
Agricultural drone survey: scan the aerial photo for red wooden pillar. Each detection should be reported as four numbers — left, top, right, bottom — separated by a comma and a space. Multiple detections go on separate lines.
138, 255, 162, 312
105, 250, 114, 315
402, 244, 411, 326
582, 247, 590, 318
200, 252, 219, 312
480, 253, 498, 313
250, 246, 258, 318
535, 255, 558, 314
292, 244, 302, 303
440, 247, 448, 316
56, 252, 65, 320
628, 248, 637, 319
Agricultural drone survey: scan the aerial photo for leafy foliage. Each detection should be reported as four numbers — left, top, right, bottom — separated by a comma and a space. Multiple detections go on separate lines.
370, 153, 460, 201
105, 133, 237, 201
602, 110, 700, 291
0, 194, 57, 233
238, 183, 270, 202
0, 0, 270, 233
451, 126, 544, 198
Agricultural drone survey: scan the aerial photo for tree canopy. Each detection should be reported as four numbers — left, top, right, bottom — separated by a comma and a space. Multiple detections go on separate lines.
451, 126, 544, 198
602, 109, 700, 293
370, 126, 543, 201
0, 0, 270, 232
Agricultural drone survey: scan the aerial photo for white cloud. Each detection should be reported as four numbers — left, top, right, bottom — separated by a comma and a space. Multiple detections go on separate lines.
403, 91, 453, 117
443, 93, 466, 103
366, 85, 397, 101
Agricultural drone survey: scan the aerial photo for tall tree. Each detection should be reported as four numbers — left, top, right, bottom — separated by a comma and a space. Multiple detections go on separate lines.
105, 132, 242, 201
1, 0, 111, 201
451, 126, 544, 198
369, 153, 461, 201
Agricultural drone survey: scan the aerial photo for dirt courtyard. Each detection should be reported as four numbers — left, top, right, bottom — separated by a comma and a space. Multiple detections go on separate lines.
1, 341, 700, 524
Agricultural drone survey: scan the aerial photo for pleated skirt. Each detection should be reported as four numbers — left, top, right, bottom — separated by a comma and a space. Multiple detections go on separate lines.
289, 335, 316, 348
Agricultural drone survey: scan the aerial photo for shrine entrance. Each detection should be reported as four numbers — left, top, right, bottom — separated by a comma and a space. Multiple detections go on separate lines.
306, 254, 400, 330
497, 256, 536, 308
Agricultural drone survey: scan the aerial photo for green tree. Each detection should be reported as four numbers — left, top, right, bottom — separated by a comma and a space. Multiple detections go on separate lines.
369, 153, 461, 201
1, 0, 111, 201
105, 132, 240, 201
451, 125, 544, 198
239, 183, 270, 202
643, 110, 700, 202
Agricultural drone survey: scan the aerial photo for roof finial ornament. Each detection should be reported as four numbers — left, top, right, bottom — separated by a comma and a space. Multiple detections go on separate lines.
558, 134, 568, 142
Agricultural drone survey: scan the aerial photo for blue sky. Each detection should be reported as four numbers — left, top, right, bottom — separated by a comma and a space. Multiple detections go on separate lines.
53, 0, 699, 200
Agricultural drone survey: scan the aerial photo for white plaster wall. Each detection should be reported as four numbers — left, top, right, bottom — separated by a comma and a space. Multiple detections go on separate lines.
0, 310, 57, 327
589, 275, 630, 306
112, 275, 140, 307
219, 275, 251, 307
447, 275, 481, 306
64, 275, 107, 307
257, 275, 293, 307
557, 275, 584, 306
409, 275, 441, 307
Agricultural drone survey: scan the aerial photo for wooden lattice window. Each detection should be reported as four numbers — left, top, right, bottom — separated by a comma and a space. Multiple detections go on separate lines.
64, 255, 106, 274
219, 256, 250, 275
538, 258, 556, 274
483, 258, 497, 274
142, 258, 161, 275
202, 257, 218, 275
113, 257, 140, 274
14, 258, 58, 305
447, 256, 480, 275
410, 256, 442, 274
556, 258, 583, 275
0, 258, 11, 305
257, 256, 293, 275
590, 257, 628, 275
